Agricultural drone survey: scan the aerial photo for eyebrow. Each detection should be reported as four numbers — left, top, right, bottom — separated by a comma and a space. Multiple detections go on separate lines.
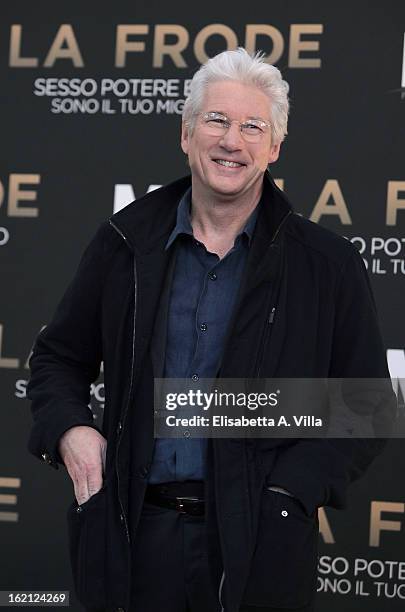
207, 110, 269, 122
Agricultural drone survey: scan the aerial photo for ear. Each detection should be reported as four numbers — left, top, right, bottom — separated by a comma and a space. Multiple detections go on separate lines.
268, 142, 281, 164
181, 122, 190, 155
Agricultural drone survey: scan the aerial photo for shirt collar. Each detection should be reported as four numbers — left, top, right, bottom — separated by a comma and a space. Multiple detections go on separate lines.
165, 187, 259, 250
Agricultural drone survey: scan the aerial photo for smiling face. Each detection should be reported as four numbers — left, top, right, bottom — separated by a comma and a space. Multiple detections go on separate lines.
181, 80, 281, 202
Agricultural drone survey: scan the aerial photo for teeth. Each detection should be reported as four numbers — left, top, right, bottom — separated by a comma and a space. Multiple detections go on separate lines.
215, 159, 243, 167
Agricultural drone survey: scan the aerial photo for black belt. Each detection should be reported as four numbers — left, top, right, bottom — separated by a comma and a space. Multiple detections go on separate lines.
145, 481, 205, 516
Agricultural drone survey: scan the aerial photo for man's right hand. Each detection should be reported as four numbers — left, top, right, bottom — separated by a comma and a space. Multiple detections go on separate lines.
58, 425, 107, 506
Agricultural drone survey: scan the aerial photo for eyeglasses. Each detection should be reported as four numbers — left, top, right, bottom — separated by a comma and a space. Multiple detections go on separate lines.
200, 112, 271, 143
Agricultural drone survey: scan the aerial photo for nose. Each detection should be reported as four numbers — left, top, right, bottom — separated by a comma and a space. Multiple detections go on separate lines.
219, 121, 243, 150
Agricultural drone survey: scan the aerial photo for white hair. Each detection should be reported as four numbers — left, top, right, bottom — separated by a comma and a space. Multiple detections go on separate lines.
182, 47, 290, 145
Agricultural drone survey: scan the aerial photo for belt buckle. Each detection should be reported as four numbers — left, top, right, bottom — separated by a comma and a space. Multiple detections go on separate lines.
175, 496, 199, 514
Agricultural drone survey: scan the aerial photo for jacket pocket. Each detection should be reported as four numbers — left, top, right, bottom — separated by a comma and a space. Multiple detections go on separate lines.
67, 485, 108, 610
242, 486, 319, 608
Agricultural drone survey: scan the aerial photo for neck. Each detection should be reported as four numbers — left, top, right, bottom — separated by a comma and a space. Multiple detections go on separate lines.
189, 179, 263, 248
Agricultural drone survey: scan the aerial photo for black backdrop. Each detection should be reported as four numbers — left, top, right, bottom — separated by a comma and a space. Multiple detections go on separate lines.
1, 2, 405, 610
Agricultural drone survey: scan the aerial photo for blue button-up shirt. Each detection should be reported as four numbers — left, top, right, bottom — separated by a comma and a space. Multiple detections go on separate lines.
148, 187, 258, 483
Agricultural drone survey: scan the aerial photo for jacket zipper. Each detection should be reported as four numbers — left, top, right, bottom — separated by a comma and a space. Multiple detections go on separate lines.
254, 210, 292, 378
109, 219, 137, 544
255, 305, 276, 378
218, 570, 225, 611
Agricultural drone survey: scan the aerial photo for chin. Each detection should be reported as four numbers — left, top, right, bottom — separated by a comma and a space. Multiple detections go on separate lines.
208, 175, 248, 195
210, 183, 246, 197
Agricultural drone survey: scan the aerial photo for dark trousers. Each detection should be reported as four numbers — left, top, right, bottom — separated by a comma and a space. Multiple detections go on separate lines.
130, 501, 315, 612
130, 500, 221, 612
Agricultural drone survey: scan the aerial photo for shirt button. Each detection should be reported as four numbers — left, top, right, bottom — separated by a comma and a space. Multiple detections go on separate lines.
200, 323, 207, 331
208, 271, 217, 280
191, 374, 199, 381
184, 430, 191, 438
281, 510, 288, 517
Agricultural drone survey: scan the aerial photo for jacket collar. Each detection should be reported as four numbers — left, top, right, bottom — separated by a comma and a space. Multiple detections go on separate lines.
109, 171, 294, 256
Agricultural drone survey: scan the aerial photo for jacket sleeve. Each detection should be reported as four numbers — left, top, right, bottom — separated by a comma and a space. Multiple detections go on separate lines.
269, 247, 396, 515
27, 222, 109, 468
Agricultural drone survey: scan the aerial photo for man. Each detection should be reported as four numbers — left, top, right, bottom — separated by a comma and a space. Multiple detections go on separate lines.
28, 48, 393, 612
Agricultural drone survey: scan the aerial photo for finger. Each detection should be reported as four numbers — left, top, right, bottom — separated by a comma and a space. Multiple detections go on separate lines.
86, 465, 104, 498
64, 462, 90, 505
74, 478, 90, 506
